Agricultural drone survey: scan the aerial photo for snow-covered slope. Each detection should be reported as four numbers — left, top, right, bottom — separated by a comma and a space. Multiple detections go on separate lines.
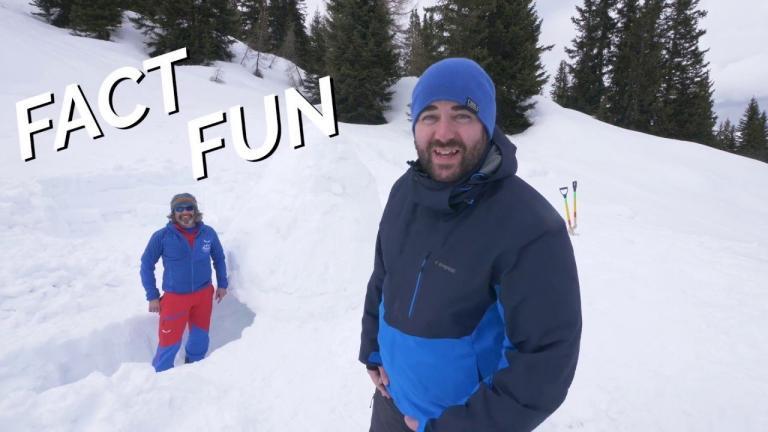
1, 1, 767, 430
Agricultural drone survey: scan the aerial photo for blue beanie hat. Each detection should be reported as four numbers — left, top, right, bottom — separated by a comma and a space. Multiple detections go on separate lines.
411, 58, 496, 137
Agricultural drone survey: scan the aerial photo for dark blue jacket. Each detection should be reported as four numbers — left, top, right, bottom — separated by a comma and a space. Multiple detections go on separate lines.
140, 222, 228, 301
359, 127, 581, 432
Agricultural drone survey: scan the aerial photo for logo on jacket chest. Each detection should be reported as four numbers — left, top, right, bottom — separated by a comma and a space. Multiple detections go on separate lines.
434, 259, 456, 274
202, 239, 211, 252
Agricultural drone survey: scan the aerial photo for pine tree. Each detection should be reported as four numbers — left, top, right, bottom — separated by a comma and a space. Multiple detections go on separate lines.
69, 0, 123, 40
402, 9, 422, 76
125, 0, 155, 17
737, 98, 768, 160
302, 10, 329, 102
239, 0, 271, 76
436, 0, 551, 132
714, 119, 737, 152
31, 0, 73, 27
436, 0, 487, 62
239, 0, 262, 38
565, 0, 618, 115
267, 0, 309, 66
419, 10, 442, 66
600, 0, 664, 133
402, 9, 439, 77
551, 60, 571, 106
131, 0, 239, 65
656, 0, 716, 145
325, 0, 399, 124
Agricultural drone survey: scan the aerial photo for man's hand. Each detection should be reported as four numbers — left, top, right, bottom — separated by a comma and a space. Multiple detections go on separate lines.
148, 299, 160, 313
215, 288, 227, 303
404, 416, 418, 431
367, 366, 391, 398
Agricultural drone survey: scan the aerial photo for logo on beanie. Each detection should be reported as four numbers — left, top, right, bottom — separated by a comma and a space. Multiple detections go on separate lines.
465, 97, 479, 114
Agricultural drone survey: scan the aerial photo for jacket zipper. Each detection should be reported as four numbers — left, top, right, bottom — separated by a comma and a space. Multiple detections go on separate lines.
408, 252, 431, 318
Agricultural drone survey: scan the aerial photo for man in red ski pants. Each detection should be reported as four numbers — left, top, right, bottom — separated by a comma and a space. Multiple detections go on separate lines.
140, 193, 228, 372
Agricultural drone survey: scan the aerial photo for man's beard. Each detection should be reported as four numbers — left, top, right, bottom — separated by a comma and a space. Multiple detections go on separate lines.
416, 138, 487, 183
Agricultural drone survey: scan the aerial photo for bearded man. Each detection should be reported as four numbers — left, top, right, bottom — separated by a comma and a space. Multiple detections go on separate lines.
359, 58, 582, 432
140, 193, 228, 372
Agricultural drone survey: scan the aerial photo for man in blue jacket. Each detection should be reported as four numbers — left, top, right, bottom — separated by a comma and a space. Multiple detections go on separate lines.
359, 58, 582, 432
141, 193, 228, 372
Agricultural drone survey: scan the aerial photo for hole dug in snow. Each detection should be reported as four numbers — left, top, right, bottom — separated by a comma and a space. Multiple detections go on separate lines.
0, 294, 255, 395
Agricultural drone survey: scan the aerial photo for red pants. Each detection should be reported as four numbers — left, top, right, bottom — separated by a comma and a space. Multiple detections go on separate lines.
153, 285, 214, 372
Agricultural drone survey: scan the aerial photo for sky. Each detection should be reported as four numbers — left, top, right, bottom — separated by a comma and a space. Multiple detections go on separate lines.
305, 0, 768, 124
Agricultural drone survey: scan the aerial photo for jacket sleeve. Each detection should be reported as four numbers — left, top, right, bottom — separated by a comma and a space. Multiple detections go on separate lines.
359, 232, 385, 367
140, 231, 163, 301
210, 230, 228, 289
425, 224, 582, 432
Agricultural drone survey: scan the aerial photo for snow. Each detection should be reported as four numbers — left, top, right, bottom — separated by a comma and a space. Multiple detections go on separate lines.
1, 1, 768, 431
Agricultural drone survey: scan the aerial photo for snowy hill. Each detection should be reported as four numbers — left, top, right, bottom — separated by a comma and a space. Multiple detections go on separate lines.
1, 1, 767, 431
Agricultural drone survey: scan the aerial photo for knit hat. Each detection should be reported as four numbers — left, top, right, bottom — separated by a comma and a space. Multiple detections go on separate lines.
170, 193, 197, 211
411, 58, 496, 137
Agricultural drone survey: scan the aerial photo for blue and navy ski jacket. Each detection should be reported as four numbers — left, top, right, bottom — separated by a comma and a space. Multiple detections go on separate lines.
359, 127, 582, 432
140, 222, 228, 301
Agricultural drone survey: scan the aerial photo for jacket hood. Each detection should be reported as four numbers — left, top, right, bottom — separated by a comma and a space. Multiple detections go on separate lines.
408, 126, 518, 213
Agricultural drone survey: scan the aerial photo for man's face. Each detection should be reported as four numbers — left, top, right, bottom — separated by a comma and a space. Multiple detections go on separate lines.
414, 101, 487, 183
173, 203, 197, 228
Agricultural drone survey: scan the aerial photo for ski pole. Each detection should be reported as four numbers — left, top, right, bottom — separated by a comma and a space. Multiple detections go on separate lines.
572, 180, 578, 230
559, 186, 573, 234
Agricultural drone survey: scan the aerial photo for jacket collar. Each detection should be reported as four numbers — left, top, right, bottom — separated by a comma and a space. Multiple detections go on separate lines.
166, 221, 204, 235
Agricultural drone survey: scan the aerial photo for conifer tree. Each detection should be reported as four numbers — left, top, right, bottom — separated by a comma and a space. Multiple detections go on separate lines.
31, 0, 73, 27
737, 98, 768, 160
656, 0, 716, 144
565, 0, 618, 115
436, 0, 551, 132
402, 9, 439, 77
69, 0, 122, 41
402, 10, 422, 76
125, 0, 155, 17
302, 10, 329, 103
325, 0, 398, 124
239, 0, 263, 39
436, 0, 487, 63
600, 0, 664, 133
551, 60, 571, 106
714, 119, 737, 152
240, 0, 271, 76
131, 0, 239, 65
419, 10, 442, 65
267, 0, 309, 66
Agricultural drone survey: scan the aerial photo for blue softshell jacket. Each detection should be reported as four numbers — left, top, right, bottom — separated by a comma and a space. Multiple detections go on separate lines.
359, 127, 582, 432
140, 222, 228, 301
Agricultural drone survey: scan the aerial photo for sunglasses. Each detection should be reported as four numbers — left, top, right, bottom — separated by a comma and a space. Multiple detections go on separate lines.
174, 205, 196, 213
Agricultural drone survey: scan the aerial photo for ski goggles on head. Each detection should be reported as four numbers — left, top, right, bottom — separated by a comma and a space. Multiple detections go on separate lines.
174, 204, 196, 213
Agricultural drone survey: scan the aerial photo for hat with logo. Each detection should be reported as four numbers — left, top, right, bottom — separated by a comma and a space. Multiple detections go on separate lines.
170, 193, 197, 211
410, 58, 496, 138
